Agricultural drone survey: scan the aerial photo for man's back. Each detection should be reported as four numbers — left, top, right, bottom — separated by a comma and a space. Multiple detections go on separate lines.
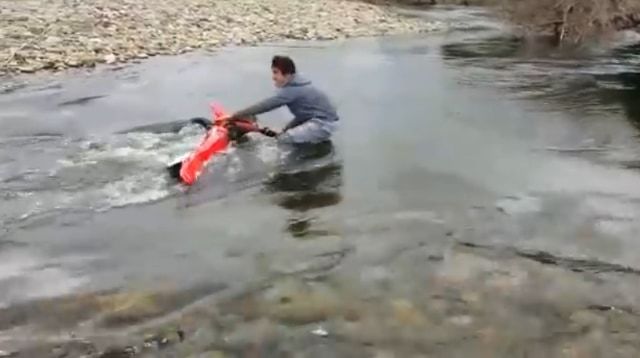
280, 74, 339, 125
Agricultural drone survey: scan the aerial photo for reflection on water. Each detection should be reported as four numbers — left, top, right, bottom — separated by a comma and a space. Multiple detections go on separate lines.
265, 141, 343, 238
596, 71, 640, 130
442, 34, 524, 59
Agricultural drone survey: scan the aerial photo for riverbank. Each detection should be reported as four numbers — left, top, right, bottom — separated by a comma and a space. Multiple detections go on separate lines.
0, 0, 442, 75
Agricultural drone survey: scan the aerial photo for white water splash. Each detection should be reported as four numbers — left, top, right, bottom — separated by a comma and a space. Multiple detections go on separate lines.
1, 128, 205, 231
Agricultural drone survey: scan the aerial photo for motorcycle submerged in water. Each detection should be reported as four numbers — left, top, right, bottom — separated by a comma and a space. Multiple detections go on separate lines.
166, 102, 276, 185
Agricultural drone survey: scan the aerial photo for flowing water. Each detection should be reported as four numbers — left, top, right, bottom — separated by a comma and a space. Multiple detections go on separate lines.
2, 6, 640, 357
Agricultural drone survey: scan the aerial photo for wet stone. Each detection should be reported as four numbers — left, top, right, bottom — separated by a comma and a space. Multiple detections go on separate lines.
142, 334, 172, 350
391, 299, 427, 327
221, 278, 356, 326
220, 319, 279, 349
99, 346, 138, 358
448, 314, 474, 326
265, 286, 340, 325
49, 340, 98, 358
569, 309, 606, 329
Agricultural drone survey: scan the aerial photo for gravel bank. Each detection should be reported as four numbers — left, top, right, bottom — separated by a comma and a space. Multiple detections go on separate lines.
0, 0, 441, 75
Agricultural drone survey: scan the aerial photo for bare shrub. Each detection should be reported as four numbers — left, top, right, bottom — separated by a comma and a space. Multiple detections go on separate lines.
357, 0, 640, 44
500, 0, 640, 44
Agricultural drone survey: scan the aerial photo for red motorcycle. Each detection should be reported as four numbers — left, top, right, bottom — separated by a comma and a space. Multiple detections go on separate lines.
167, 102, 275, 185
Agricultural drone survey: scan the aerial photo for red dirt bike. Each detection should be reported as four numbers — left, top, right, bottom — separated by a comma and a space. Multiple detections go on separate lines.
166, 102, 276, 185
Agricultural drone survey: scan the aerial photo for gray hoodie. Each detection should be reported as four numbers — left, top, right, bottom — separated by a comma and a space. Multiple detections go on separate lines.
231, 74, 339, 130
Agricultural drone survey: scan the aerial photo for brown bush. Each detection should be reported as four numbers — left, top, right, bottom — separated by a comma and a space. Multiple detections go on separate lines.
358, 0, 640, 44
500, 0, 640, 44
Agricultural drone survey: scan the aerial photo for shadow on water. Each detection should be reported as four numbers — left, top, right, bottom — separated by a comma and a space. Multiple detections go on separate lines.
594, 70, 640, 131
442, 34, 524, 59
441, 33, 592, 63
58, 95, 106, 107
163, 133, 344, 228
263, 141, 343, 239
116, 117, 211, 135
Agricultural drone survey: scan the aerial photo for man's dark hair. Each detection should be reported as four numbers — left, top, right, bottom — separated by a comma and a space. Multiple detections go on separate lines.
271, 55, 296, 75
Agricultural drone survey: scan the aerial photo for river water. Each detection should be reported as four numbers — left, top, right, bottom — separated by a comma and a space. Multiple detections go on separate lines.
2, 6, 640, 357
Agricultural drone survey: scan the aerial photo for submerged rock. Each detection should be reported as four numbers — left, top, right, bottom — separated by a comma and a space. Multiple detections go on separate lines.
221, 278, 360, 326
264, 282, 341, 325
569, 309, 606, 329
391, 299, 427, 327
194, 351, 226, 358
99, 346, 138, 358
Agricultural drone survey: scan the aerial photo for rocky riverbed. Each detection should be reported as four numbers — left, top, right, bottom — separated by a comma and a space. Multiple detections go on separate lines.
0, 0, 441, 75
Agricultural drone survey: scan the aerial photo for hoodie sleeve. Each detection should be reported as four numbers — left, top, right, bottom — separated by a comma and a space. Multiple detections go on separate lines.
231, 88, 295, 119
283, 116, 305, 131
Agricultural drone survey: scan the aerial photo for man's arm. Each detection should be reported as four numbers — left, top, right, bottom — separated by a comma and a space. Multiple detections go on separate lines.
282, 117, 305, 132
230, 89, 294, 120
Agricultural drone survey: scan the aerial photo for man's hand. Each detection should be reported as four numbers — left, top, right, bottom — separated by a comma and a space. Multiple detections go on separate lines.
260, 127, 278, 137
216, 114, 232, 122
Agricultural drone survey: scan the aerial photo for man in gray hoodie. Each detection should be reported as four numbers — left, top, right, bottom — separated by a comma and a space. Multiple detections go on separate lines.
223, 55, 339, 144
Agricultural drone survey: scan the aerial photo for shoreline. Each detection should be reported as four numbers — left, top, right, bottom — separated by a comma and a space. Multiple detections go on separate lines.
0, 32, 437, 94
0, 0, 442, 77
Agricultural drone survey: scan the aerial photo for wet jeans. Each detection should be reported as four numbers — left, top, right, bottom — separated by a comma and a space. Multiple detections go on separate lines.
277, 118, 337, 145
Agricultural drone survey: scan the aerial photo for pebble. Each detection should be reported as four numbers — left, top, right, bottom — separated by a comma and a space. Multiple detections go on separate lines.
448, 315, 473, 326
0, 0, 442, 75
18, 65, 37, 73
104, 54, 117, 64
311, 326, 329, 337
